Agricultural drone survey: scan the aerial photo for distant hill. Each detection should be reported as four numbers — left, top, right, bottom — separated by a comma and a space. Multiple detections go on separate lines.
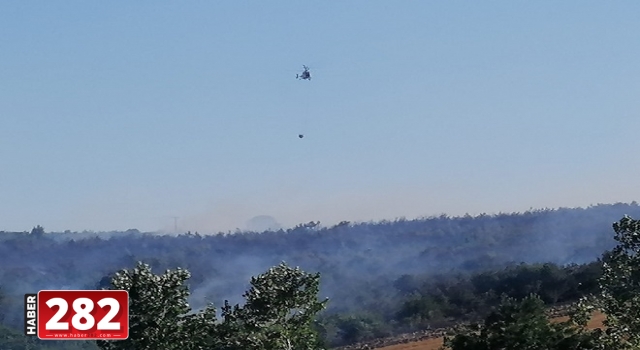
0, 202, 638, 330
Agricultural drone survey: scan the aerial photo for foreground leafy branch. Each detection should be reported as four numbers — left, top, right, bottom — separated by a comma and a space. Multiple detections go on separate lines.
574, 215, 640, 350
97, 262, 327, 350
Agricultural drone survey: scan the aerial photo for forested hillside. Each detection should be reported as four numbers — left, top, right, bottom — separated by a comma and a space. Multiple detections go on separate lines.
1, 203, 638, 348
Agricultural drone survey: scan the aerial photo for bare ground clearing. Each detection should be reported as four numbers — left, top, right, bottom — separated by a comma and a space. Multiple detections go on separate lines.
372, 312, 606, 350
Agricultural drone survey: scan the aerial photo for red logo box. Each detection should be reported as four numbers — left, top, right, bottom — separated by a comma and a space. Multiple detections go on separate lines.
37, 290, 129, 340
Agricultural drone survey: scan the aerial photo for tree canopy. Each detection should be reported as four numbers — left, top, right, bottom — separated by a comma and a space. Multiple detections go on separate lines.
96, 262, 327, 350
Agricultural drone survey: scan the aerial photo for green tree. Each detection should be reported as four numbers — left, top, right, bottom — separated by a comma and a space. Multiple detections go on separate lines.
214, 262, 328, 350
574, 215, 640, 349
97, 261, 327, 350
96, 262, 209, 350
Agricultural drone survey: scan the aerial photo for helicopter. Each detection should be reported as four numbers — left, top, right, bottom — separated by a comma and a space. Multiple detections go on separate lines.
297, 65, 311, 139
296, 65, 311, 80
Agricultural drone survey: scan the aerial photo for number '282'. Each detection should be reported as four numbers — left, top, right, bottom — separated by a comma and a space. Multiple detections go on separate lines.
37, 290, 129, 340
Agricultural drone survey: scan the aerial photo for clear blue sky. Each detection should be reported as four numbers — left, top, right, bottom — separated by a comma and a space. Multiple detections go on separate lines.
2, 2, 640, 233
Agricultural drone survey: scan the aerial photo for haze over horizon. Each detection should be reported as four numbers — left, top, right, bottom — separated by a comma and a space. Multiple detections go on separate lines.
2, 2, 640, 233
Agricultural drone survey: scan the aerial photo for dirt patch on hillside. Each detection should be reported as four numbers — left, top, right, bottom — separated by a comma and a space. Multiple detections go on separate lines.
332, 304, 604, 350
375, 336, 444, 350
373, 312, 606, 350
553, 311, 605, 329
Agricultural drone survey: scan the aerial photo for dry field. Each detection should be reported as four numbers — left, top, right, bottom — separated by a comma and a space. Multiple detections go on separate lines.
553, 311, 606, 329
373, 312, 606, 350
